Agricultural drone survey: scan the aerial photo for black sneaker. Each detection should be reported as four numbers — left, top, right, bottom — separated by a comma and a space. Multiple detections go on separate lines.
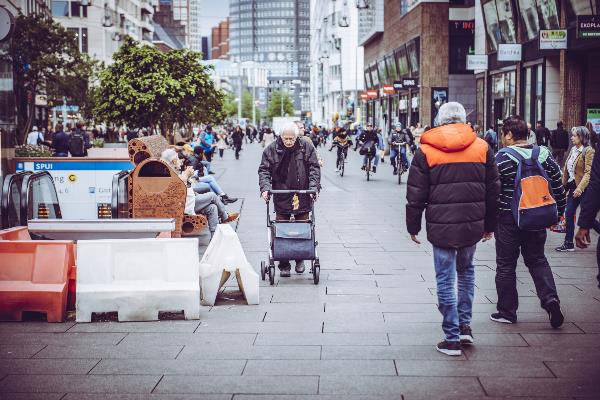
436, 340, 461, 356
372, 166, 377, 173
393, 168, 398, 175
209, 171, 216, 175
555, 243, 575, 252
490, 313, 516, 324
221, 195, 238, 204
361, 165, 366, 171
546, 300, 564, 329
459, 324, 474, 345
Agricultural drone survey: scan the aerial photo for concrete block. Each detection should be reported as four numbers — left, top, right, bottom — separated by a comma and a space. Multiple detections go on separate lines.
75, 238, 200, 322
199, 224, 259, 306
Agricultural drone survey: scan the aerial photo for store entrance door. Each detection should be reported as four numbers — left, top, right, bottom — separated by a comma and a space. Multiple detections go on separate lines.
493, 99, 504, 133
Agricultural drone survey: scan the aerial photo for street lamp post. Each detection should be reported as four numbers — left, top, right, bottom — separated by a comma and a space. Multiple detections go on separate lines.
237, 62, 242, 122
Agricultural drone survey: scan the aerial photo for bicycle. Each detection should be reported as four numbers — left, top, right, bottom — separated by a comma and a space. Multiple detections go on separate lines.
336, 144, 349, 177
365, 149, 375, 181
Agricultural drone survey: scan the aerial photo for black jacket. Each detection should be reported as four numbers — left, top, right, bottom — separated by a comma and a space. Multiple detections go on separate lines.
388, 129, 414, 149
406, 123, 500, 248
550, 128, 569, 150
535, 127, 551, 146
258, 137, 321, 214
578, 143, 600, 229
51, 130, 69, 156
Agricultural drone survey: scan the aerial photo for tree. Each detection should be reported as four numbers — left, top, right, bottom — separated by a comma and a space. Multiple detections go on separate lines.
242, 89, 261, 122
3, 13, 94, 144
93, 37, 224, 141
267, 90, 294, 119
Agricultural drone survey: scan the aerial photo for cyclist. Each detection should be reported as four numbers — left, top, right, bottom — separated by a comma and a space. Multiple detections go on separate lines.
389, 122, 416, 175
329, 126, 353, 172
357, 123, 380, 173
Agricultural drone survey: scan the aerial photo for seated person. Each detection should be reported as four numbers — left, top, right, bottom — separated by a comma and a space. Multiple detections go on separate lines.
181, 146, 237, 204
161, 149, 238, 238
184, 144, 213, 175
356, 124, 379, 173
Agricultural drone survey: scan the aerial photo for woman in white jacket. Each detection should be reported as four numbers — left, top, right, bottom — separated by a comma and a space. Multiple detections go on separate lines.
262, 127, 275, 147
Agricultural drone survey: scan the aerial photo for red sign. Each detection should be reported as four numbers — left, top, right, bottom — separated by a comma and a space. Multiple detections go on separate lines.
367, 90, 378, 99
383, 84, 395, 95
360, 92, 369, 100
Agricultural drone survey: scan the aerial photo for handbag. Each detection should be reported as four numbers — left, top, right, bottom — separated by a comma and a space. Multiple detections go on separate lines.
272, 222, 315, 261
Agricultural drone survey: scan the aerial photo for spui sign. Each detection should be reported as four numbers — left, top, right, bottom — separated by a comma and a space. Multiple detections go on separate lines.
577, 15, 600, 39
540, 29, 567, 50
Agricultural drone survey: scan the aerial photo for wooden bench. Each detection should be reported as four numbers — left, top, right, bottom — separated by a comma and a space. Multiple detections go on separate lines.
128, 158, 207, 238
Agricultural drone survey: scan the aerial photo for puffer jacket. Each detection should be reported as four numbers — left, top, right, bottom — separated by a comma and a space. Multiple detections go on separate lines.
258, 137, 321, 214
406, 123, 500, 248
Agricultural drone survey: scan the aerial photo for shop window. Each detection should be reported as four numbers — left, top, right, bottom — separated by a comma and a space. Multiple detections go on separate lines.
476, 78, 485, 127
490, 71, 516, 129
523, 67, 532, 124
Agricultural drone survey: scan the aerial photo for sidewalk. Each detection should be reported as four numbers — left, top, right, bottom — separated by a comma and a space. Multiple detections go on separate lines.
1, 141, 599, 399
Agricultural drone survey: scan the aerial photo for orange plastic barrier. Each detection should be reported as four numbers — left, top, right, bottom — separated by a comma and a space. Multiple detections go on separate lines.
0, 241, 74, 322
0, 227, 31, 241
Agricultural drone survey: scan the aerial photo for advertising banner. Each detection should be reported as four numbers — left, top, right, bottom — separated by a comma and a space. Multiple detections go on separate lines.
539, 30, 567, 50
16, 160, 133, 220
587, 107, 600, 134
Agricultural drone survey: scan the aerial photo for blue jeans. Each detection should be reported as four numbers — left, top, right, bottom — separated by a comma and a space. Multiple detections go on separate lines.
192, 176, 224, 196
400, 146, 409, 169
433, 245, 476, 342
202, 160, 212, 174
565, 185, 600, 245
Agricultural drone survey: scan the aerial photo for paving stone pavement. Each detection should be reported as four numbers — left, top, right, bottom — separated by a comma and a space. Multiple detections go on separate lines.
1, 140, 600, 399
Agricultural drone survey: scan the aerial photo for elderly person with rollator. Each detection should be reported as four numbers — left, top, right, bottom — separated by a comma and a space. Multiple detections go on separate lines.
161, 149, 238, 238
258, 122, 321, 277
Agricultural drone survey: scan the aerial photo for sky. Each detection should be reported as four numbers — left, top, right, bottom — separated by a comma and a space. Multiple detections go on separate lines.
199, 0, 230, 36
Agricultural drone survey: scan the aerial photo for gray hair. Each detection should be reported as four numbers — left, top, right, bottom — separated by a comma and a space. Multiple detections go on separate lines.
437, 102, 467, 125
572, 126, 591, 147
161, 148, 179, 164
281, 122, 299, 137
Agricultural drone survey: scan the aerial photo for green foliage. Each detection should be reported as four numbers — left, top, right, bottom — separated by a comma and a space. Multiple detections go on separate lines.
3, 13, 95, 144
93, 37, 224, 139
267, 90, 294, 119
15, 145, 53, 157
91, 138, 105, 148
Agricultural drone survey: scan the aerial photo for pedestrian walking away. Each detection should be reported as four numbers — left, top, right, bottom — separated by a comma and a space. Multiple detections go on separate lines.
406, 102, 500, 356
492, 115, 566, 329
556, 126, 598, 252
258, 122, 321, 277
550, 121, 570, 167
232, 125, 244, 159
575, 127, 600, 288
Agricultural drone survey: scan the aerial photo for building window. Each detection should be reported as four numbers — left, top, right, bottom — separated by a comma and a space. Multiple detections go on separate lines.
67, 27, 88, 53
52, 0, 87, 18
482, 0, 517, 52
490, 70, 516, 130
567, 0, 599, 16
449, 21, 475, 75
518, 0, 560, 41
406, 38, 419, 77
52, 1, 69, 17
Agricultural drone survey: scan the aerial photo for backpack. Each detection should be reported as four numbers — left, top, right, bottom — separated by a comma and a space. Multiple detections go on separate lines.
499, 145, 558, 231
69, 132, 85, 157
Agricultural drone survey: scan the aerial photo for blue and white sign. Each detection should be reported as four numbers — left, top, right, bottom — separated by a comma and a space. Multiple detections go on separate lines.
17, 160, 133, 219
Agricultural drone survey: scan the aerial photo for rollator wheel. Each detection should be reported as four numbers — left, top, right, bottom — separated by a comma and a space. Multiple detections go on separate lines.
269, 264, 275, 286
261, 261, 266, 281
313, 261, 320, 285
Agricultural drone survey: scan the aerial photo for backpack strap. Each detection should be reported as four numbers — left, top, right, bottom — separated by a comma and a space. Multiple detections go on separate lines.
531, 145, 540, 161
498, 146, 524, 162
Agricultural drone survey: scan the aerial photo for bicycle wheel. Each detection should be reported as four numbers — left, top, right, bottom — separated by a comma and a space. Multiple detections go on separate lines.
366, 158, 371, 181
340, 153, 345, 177
398, 165, 403, 184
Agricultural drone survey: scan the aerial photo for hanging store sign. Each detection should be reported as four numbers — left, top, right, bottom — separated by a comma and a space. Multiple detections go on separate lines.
393, 81, 404, 91
577, 16, 600, 39
497, 44, 522, 61
587, 106, 600, 134
402, 78, 419, 88
360, 92, 369, 100
383, 84, 395, 95
366, 90, 378, 99
539, 30, 568, 50
466, 55, 488, 70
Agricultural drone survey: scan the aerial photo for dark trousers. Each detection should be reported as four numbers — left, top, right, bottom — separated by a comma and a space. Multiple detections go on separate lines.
218, 149, 224, 158
495, 217, 559, 320
275, 212, 309, 269
205, 151, 213, 162
234, 145, 241, 159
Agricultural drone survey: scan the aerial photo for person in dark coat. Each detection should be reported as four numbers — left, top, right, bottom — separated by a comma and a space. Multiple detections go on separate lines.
231, 125, 244, 159
258, 122, 321, 277
406, 102, 500, 357
550, 121, 569, 167
51, 123, 69, 157
575, 129, 600, 288
535, 121, 551, 147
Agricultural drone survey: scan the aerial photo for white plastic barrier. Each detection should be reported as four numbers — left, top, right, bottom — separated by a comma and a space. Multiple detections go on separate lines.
76, 238, 200, 322
199, 224, 259, 306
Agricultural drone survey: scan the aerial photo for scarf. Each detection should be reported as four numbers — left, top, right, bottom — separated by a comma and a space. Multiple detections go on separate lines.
274, 139, 300, 188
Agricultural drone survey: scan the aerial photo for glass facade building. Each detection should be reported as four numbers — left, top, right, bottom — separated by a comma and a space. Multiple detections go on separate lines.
229, 0, 310, 111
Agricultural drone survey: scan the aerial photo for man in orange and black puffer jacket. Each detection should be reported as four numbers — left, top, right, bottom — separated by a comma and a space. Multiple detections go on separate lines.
406, 102, 500, 357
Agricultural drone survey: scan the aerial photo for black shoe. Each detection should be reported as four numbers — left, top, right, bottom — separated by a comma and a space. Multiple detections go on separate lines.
546, 300, 564, 329
555, 243, 575, 252
459, 324, 474, 345
221, 195, 238, 204
490, 313, 516, 324
361, 165, 366, 171
372, 166, 377, 173
393, 168, 398, 175
279, 268, 291, 277
209, 171, 216, 175
436, 340, 461, 356
295, 261, 305, 274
